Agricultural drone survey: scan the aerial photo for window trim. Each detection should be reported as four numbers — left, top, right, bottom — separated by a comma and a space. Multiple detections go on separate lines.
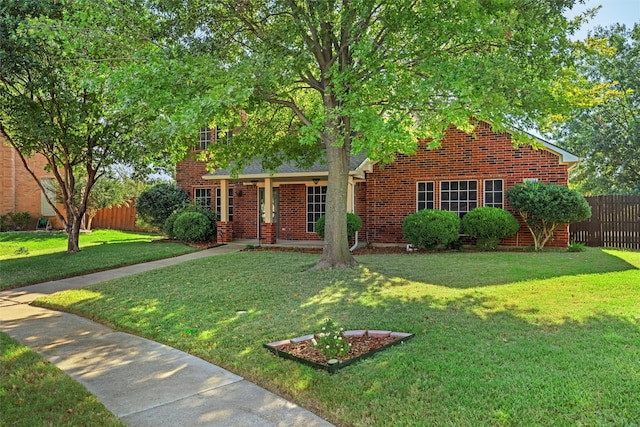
215, 187, 233, 221
483, 179, 504, 208
306, 185, 327, 233
194, 188, 212, 209
416, 181, 435, 211
197, 128, 212, 151
439, 179, 478, 218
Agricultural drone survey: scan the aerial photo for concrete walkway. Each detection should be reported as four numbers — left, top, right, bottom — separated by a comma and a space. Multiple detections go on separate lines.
0, 244, 334, 427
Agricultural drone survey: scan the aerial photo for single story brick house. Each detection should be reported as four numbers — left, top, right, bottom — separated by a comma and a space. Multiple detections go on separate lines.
176, 121, 578, 248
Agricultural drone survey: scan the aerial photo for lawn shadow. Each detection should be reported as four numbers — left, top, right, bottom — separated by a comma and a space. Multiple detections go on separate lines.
356, 248, 639, 288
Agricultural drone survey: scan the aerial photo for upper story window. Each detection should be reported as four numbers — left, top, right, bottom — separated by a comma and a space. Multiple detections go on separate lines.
196, 126, 232, 150
440, 180, 478, 218
416, 181, 434, 211
484, 179, 504, 208
197, 128, 212, 150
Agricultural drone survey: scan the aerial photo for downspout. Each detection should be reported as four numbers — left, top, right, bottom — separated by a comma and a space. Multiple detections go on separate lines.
350, 231, 358, 252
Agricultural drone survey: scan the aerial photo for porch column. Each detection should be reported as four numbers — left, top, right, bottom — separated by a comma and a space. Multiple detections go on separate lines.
347, 177, 355, 213
217, 179, 233, 242
261, 178, 277, 244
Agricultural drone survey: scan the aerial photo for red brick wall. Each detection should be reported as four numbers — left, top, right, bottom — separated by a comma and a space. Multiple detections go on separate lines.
277, 184, 322, 241
362, 122, 570, 247
175, 122, 571, 247
0, 138, 64, 229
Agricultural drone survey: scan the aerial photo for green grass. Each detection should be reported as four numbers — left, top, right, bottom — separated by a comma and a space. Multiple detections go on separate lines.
0, 230, 197, 290
0, 332, 125, 427
36, 248, 640, 426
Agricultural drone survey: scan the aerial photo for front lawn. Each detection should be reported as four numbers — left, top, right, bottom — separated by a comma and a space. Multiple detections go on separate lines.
0, 332, 125, 427
36, 248, 640, 426
0, 230, 197, 290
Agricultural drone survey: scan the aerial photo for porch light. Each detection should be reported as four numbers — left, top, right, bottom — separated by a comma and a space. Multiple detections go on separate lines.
312, 178, 320, 185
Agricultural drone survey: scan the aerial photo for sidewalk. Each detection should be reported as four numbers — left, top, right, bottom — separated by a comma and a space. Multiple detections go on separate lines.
0, 244, 335, 427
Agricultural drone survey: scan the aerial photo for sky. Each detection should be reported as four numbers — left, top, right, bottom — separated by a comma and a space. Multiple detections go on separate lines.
568, 0, 640, 39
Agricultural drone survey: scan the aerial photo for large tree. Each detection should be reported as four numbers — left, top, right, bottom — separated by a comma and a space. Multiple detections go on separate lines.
0, 0, 170, 252
122, 0, 594, 268
552, 24, 640, 195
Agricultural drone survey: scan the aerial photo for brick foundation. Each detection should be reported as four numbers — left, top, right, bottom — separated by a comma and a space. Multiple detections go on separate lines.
260, 222, 277, 244
217, 221, 234, 243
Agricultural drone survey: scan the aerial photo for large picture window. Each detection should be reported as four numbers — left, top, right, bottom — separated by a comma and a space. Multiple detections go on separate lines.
194, 188, 212, 209
416, 182, 434, 211
215, 188, 234, 221
440, 180, 477, 218
484, 179, 504, 208
307, 186, 327, 232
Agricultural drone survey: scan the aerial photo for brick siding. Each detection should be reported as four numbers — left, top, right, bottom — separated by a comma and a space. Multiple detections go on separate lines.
176, 122, 571, 247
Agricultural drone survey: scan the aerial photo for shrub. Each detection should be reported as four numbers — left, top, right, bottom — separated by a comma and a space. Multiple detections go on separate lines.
163, 203, 218, 241
10, 212, 31, 230
163, 212, 180, 239
402, 209, 460, 249
507, 182, 591, 251
0, 214, 11, 232
567, 241, 587, 252
314, 213, 362, 241
461, 207, 520, 250
172, 211, 211, 242
136, 184, 188, 229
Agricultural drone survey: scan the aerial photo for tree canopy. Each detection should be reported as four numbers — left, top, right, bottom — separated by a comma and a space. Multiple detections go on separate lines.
552, 24, 640, 195
116, 0, 596, 268
0, 0, 176, 252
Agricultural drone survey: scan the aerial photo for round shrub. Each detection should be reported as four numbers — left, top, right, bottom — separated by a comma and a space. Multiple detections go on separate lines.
172, 211, 211, 242
314, 213, 363, 241
163, 212, 180, 239
136, 184, 188, 229
402, 209, 461, 249
461, 207, 520, 250
163, 203, 218, 241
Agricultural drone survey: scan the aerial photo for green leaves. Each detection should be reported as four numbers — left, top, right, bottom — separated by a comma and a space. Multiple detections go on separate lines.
506, 182, 592, 250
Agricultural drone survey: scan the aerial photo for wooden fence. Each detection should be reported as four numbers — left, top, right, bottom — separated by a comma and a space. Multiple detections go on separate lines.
570, 195, 640, 250
91, 200, 145, 232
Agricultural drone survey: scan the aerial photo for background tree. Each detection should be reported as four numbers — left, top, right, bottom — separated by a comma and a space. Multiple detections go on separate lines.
0, 0, 172, 252
552, 24, 640, 194
80, 175, 146, 231
118, 0, 596, 268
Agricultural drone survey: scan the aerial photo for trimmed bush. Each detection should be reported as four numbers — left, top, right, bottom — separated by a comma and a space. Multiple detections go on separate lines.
164, 203, 218, 241
461, 207, 520, 250
314, 213, 363, 241
402, 209, 460, 249
507, 182, 591, 251
136, 184, 188, 229
172, 211, 211, 242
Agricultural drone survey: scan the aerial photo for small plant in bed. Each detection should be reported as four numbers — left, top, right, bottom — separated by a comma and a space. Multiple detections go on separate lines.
265, 319, 414, 372
312, 319, 351, 362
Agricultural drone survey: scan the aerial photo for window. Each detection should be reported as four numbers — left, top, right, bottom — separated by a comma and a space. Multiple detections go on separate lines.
484, 179, 503, 208
215, 188, 234, 221
194, 188, 211, 209
41, 178, 56, 216
307, 186, 327, 232
416, 182, 434, 211
197, 128, 212, 150
440, 180, 477, 218
216, 127, 233, 144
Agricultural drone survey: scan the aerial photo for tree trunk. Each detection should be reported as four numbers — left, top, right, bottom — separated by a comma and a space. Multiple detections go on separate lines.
67, 214, 82, 253
312, 141, 357, 270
